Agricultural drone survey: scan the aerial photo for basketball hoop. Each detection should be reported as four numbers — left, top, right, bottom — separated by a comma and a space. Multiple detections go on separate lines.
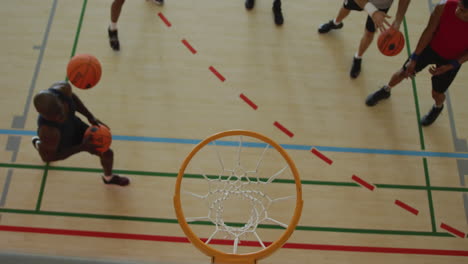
174, 130, 303, 264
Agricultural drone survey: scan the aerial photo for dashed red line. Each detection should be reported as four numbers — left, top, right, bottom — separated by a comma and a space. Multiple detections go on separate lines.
440, 223, 466, 238
209, 66, 225, 82
395, 200, 419, 216
351, 175, 375, 191
1, 225, 468, 256
239, 93, 258, 110
310, 148, 333, 165
273, 121, 294, 138
181, 39, 197, 54
158, 12, 172, 27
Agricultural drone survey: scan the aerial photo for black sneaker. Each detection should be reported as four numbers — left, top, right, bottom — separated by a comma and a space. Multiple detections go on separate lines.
318, 20, 343, 34
421, 105, 444, 126
273, 1, 283, 25
32, 136, 40, 150
151, 0, 164, 5
108, 27, 120, 51
350, 57, 362, 79
365, 86, 391, 106
245, 0, 255, 10
102, 175, 130, 186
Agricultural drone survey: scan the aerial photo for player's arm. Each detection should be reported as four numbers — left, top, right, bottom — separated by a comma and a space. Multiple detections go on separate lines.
392, 0, 411, 30
412, 2, 444, 56
37, 126, 84, 162
405, 2, 444, 77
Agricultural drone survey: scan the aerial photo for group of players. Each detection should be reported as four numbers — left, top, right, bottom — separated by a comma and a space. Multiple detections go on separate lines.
32, 0, 468, 186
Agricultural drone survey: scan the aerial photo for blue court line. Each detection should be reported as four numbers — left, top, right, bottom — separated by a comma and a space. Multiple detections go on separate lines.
2, 129, 468, 159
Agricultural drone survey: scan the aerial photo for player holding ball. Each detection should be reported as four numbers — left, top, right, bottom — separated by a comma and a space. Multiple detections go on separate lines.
32, 80, 130, 186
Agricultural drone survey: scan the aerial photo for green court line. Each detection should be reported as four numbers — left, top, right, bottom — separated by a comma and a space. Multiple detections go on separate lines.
0, 208, 454, 238
1, 162, 467, 192
424, 158, 437, 232
35, 164, 49, 211
402, 17, 437, 233
70, 0, 88, 58
33, 0, 89, 212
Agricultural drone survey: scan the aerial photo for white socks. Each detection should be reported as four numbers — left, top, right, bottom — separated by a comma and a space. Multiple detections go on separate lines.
333, 18, 341, 25
383, 85, 391, 92
103, 175, 113, 181
110, 22, 118, 31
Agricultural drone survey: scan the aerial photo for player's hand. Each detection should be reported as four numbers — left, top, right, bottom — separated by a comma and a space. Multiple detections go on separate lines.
87, 117, 110, 130
371, 11, 392, 32
80, 135, 101, 155
429, 64, 453, 76
404, 60, 417, 78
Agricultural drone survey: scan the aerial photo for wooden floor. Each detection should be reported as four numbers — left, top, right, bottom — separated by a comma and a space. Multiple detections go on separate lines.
0, 0, 467, 263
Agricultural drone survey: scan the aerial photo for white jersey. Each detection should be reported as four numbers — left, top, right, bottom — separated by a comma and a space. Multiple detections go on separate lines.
370, 0, 394, 9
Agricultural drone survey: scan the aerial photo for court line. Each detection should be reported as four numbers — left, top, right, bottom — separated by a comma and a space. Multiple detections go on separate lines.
1, 129, 468, 159
0, 225, 466, 256
402, 16, 437, 232
2, 162, 468, 192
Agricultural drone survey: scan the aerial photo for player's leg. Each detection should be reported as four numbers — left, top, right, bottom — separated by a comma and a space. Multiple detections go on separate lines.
365, 46, 434, 106
108, 0, 125, 51
420, 66, 460, 126
99, 149, 130, 186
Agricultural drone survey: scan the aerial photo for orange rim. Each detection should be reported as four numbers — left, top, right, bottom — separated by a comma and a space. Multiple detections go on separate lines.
174, 130, 303, 263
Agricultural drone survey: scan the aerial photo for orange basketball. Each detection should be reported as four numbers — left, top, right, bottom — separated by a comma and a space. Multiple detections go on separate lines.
377, 28, 405, 56
66, 54, 102, 89
84, 125, 112, 153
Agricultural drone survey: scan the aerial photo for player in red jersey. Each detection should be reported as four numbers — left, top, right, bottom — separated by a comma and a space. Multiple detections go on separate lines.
366, 0, 468, 126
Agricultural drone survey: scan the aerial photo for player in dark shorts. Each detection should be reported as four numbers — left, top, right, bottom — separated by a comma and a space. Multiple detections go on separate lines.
32, 81, 130, 186
245, 0, 284, 25
318, 0, 411, 78
366, 0, 468, 126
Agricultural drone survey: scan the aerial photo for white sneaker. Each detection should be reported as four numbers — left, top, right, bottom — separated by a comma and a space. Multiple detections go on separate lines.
32, 136, 40, 150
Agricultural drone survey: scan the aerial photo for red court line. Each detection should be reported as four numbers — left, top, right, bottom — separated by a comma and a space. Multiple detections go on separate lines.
181, 39, 197, 54
1, 225, 468, 256
209, 66, 226, 82
273, 121, 294, 138
158, 12, 172, 27
310, 148, 333, 165
395, 200, 419, 216
239, 93, 258, 110
351, 175, 375, 191
440, 223, 466, 238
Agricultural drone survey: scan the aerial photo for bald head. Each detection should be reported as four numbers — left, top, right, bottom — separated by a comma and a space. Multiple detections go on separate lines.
34, 90, 62, 117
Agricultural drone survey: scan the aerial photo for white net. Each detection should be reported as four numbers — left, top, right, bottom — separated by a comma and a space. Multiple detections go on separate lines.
179, 134, 298, 254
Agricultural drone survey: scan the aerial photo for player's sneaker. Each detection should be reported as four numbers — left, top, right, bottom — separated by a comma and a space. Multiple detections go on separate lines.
151, 0, 164, 5
108, 27, 120, 51
102, 175, 130, 186
245, 0, 255, 10
421, 105, 444, 126
350, 57, 362, 79
365, 86, 391, 106
32, 136, 40, 150
273, 1, 283, 25
318, 20, 343, 34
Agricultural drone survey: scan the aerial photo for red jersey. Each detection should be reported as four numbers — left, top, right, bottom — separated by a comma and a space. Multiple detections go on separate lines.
430, 0, 468, 60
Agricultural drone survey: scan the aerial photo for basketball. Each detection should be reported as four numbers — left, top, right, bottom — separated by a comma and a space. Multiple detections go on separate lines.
66, 54, 102, 89
377, 28, 405, 56
84, 125, 112, 153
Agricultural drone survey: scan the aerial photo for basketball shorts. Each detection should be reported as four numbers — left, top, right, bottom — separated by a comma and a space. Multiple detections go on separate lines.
343, 0, 390, 33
